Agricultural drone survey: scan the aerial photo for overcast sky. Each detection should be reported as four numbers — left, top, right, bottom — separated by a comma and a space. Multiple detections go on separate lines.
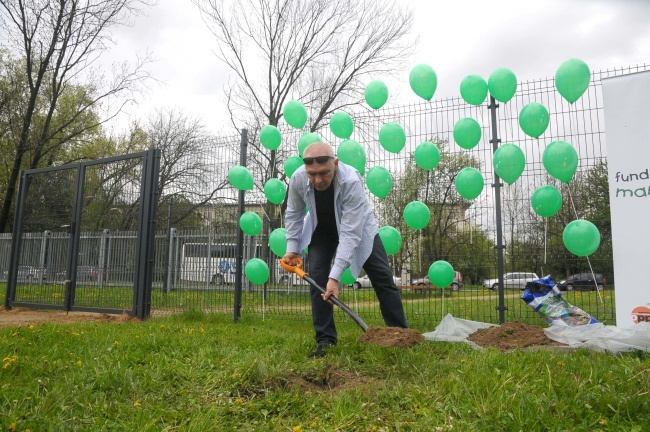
104, 0, 650, 134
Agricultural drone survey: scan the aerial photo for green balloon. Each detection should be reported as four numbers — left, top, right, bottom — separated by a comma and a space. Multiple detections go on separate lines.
298, 132, 321, 157
284, 156, 303, 179
493, 143, 526, 185
428, 260, 455, 288
414, 141, 441, 170
264, 178, 286, 204
245, 258, 270, 284
330, 111, 354, 139
365, 80, 389, 109
366, 166, 393, 199
378, 226, 402, 256
519, 103, 549, 138
259, 125, 282, 150
228, 165, 254, 190
269, 228, 288, 257
543, 140, 579, 183
403, 201, 430, 230
283, 100, 308, 129
239, 211, 263, 236
563, 219, 600, 257
488, 68, 517, 103
460, 74, 488, 106
453, 117, 482, 150
341, 267, 356, 285
338, 139, 366, 175
531, 185, 563, 218
555, 58, 591, 104
455, 167, 484, 200
409, 64, 437, 101
379, 122, 406, 153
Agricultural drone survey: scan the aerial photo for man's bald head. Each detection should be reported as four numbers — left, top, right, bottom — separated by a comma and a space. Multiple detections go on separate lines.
304, 142, 335, 158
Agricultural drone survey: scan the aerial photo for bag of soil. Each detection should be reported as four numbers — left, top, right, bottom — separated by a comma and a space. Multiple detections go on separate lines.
521, 276, 599, 327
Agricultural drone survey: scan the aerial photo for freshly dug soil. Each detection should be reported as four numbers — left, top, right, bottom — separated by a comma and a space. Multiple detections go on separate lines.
467, 321, 565, 351
358, 326, 425, 348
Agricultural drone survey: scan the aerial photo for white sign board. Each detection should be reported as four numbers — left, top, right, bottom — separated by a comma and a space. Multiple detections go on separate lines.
602, 71, 650, 328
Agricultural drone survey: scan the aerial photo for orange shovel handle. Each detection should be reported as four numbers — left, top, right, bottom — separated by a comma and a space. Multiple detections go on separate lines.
280, 257, 307, 279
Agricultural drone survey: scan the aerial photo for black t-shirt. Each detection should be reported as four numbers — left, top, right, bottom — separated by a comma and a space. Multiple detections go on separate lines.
312, 183, 338, 242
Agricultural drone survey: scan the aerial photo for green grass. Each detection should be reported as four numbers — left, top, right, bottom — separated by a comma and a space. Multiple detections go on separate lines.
1, 311, 648, 431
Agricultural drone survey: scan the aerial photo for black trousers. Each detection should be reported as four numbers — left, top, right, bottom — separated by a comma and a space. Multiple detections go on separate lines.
308, 234, 408, 345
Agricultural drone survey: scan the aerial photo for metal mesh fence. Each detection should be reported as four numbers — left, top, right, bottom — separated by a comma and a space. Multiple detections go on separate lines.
3, 64, 647, 327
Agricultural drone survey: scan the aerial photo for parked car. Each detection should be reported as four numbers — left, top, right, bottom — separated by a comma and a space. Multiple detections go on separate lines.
556, 273, 606, 291
55, 266, 99, 282
2, 265, 44, 281
411, 271, 464, 291
483, 272, 539, 290
352, 274, 401, 289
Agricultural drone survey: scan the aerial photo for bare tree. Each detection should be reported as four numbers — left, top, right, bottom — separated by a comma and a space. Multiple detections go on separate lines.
0, 0, 155, 232
195, 0, 415, 131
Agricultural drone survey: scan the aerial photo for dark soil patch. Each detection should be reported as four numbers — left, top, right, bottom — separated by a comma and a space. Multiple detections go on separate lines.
0, 307, 136, 328
358, 326, 425, 348
467, 321, 565, 351
283, 365, 381, 393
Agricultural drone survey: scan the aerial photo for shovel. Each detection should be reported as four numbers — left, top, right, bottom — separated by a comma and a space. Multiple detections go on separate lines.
280, 258, 369, 332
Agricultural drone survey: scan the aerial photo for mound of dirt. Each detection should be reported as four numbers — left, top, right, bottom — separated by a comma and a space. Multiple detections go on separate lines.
358, 326, 425, 348
283, 365, 380, 393
0, 308, 136, 328
467, 321, 565, 351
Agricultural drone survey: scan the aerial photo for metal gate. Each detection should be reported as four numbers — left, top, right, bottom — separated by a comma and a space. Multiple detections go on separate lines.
4, 149, 160, 319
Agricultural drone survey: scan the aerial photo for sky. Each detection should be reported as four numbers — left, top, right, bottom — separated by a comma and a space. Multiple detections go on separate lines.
104, 0, 650, 135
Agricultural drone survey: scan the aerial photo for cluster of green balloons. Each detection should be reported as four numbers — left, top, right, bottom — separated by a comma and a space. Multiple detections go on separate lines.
556, 58, 591, 104
455, 167, 484, 200
366, 166, 393, 199
409, 64, 437, 101
403, 201, 430, 230
378, 226, 402, 256
338, 139, 366, 175
341, 268, 356, 285
428, 260, 455, 288
379, 122, 406, 153
240, 211, 263, 236
454, 117, 482, 150
493, 143, 525, 185
229, 165, 254, 190
284, 100, 308, 129
245, 258, 270, 284
563, 219, 600, 257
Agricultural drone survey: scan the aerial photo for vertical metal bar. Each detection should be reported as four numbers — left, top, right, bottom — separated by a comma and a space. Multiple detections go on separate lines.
98, 229, 109, 288
163, 197, 172, 293
234, 129, 248, 323
488, 95, 507, 324
5, 172, 31, 308
166, 228, 177, 292
65, 164, 86, 311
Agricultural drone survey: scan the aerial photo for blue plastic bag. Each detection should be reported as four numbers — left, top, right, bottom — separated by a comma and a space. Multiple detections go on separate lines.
521, 276, 599, 327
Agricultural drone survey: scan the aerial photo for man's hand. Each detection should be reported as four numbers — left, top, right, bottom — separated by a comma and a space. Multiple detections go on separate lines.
322, 278, 340, 303
282, 252, 300, 266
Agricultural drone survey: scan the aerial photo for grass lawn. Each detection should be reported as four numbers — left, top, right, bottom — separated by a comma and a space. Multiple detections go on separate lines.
1, 311, 648, 431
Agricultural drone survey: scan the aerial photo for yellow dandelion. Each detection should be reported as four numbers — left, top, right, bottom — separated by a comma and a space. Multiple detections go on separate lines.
292, 426, 302, 432
76, 360, 82, 366
134, 401, 142, 407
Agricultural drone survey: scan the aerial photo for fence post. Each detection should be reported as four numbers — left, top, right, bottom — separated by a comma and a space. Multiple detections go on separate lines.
488, 95, 507, 324
39, 230, 51, 281
99, 229, 109, 288
166, 228, 177, 293
234, 129, 248, 323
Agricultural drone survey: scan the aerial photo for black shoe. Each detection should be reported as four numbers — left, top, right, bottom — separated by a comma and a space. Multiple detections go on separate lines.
308, 343, 334, 358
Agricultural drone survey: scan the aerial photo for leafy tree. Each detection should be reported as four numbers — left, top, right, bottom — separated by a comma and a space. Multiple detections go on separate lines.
0, 0, 154, 232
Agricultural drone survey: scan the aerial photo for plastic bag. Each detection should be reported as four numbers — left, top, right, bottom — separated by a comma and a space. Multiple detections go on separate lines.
521, 276, 599, 327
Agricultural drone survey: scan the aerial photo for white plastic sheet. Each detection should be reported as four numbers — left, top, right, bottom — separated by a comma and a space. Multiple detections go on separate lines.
422, 314, 650, 353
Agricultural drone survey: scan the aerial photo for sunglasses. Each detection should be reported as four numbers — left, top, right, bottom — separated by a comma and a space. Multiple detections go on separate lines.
303, 155, 334, 165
